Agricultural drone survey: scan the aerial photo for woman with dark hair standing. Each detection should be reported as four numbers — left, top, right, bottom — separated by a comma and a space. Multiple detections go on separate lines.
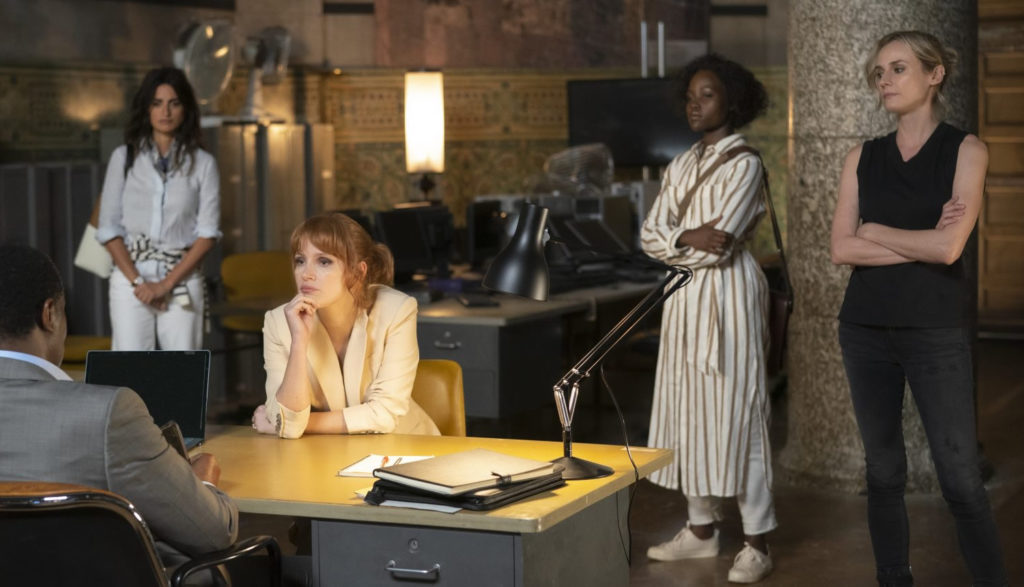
97, 66, 220, 350
251, 212, 439, 438
830, 31, 1007, 586
641, 54, 775, 583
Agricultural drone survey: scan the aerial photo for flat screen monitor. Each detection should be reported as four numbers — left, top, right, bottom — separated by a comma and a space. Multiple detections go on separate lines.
567, 77, 700, 168
466, 199, 509, 269
374, 205, 454, 283
331, 208, 374, 236
566, 218, 629, 255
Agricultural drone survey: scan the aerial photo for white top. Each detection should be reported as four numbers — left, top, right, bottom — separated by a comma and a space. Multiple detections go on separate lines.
0, 350, 71, 381
96, 143, 221, 250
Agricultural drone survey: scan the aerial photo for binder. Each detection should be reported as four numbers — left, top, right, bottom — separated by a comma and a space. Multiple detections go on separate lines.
365, 472, 566, 511
372, 448, 562, 496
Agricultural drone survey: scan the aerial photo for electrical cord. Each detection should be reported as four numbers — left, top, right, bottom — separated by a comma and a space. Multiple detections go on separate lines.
599, 363, 641, 567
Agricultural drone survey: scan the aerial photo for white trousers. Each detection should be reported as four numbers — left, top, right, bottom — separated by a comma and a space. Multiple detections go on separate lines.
685, 416, 777, 536
109, 261, 204, 351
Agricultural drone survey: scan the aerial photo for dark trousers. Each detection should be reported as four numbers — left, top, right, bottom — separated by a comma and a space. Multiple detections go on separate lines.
838, 323, 1007, 587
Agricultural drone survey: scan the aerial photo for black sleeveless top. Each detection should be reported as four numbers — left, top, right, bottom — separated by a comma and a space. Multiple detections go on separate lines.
839, 122, 970, 328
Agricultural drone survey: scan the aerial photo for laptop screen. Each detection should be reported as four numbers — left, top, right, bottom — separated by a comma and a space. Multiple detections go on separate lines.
84, 350, 211, 442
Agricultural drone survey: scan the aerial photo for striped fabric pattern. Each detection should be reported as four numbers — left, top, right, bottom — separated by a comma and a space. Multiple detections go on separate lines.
641, 134, 772, 497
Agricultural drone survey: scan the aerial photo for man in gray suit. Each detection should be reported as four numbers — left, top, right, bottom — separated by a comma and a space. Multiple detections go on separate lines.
0, 244, 238, 580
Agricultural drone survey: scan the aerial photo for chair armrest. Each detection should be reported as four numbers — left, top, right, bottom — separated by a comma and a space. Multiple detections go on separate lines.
171, 535, 282, 587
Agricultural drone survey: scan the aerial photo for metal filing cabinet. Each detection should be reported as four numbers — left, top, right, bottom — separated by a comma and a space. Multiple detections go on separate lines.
315, 522, 515, 586
416, 318, 563, 420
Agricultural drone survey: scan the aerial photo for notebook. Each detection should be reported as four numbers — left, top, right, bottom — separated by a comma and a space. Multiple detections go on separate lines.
372, 448, 563, 496
85, 350, 211, 450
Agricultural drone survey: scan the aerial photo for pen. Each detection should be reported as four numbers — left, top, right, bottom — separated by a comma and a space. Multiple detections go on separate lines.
393, 457, 403, 466
380, 456, 389, 468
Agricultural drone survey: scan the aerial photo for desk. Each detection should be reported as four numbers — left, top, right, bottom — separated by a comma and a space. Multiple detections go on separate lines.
202, 426, 671, 586
417, 281, 656, 420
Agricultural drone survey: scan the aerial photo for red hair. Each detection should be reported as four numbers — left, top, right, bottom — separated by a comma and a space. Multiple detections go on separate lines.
290, 212, 394, 309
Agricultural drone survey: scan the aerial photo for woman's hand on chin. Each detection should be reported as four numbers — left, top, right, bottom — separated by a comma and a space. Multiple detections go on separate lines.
284, 293, 319, 341
251, 404, 278, 435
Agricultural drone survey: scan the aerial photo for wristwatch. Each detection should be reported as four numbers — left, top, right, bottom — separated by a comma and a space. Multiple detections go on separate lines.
132, 275, 145, 287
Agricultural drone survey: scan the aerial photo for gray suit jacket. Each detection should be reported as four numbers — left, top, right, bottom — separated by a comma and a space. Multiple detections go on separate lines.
0, 356, 238, 560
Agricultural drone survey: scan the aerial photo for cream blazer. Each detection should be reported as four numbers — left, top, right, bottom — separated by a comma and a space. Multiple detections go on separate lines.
262, 285, 440, 437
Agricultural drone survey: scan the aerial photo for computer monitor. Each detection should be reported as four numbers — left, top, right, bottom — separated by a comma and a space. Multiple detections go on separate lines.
466, 199, 509, 269
567, 77, 700, 168
331, 208, 374, 236
566, 218, 629, 255
374, 205, 454, 284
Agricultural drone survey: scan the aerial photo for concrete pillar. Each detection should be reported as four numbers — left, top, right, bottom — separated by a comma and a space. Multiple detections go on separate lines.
781, 0, 978, 492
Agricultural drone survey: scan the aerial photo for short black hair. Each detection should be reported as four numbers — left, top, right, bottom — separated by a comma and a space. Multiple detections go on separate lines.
676, 53, 768, 130
0, 244, 64, 340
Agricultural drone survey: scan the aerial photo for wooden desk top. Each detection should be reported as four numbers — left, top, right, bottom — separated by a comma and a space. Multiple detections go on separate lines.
199, 426, 671, 534
417, 295, 588, 326
417, 281, 657, 327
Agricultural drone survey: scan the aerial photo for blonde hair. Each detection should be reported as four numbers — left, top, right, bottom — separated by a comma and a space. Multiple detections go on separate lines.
864, 30, 958, 116
290, 212, 394, 309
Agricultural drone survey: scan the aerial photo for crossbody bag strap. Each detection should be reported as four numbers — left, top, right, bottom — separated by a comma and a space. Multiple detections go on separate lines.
675, 148, 737, 220
724, 146, 793, 304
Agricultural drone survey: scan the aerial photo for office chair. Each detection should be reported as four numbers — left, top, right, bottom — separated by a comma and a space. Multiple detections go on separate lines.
60, 334, 111, 380
0, 481, 281, 587
218, 251, 295, 333
411, 359, 466, 436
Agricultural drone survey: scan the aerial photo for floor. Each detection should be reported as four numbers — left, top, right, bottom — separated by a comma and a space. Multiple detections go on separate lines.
228, 338, 1024, 585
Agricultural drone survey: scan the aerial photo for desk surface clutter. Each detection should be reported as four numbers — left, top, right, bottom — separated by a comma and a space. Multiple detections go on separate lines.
197, 426, 671, 534
372, 448, 561, 495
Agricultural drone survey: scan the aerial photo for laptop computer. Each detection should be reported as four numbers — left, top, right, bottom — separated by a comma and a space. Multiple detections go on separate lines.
85, 350, 211, 450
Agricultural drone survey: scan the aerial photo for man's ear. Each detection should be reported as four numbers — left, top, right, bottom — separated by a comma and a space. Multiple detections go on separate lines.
39, 297, 58, 333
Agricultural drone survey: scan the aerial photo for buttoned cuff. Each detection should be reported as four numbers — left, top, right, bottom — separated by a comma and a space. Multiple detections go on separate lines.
95, 225, 126, 245
668, 226, 691, 257
278, 404, 310, 439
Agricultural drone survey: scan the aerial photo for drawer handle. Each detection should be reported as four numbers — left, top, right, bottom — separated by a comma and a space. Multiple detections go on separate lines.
432, 340, 461, 350
386, 560, 441, 581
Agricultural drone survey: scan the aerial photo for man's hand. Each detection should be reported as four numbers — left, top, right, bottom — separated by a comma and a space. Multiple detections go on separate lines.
190, 453, 222, 486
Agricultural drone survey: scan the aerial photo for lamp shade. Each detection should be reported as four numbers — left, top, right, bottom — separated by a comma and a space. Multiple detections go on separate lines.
482, 202, 549, 301
404, 71, 445, 174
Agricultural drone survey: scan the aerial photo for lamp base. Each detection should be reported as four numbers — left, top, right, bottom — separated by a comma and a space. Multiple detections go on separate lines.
552, 456, 613, 480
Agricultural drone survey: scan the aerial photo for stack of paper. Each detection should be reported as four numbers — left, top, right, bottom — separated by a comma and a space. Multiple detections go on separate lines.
337, 454, 433, 477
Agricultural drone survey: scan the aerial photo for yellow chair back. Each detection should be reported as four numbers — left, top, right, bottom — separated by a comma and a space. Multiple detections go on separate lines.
411, 359, 466, 436
219, 251, 294, 332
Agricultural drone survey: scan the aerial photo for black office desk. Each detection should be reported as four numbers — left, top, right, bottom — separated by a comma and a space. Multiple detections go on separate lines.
416, 281, 656, 420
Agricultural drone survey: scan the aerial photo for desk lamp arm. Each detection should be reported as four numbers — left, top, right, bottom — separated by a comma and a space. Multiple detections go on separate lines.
551, 263, 692, 478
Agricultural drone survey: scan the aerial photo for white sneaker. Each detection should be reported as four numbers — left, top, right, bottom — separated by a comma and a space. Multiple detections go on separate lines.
727, 543, 773, 583
646, 524, 720, 561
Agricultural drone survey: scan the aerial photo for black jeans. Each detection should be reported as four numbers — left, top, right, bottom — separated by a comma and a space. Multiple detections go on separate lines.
838, 323, 1008, 587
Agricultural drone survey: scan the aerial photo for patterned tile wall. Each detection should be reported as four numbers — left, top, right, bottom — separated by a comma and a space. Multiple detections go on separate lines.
0, 63, 788, 258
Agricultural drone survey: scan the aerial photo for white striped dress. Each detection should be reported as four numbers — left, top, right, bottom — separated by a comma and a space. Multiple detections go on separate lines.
641, 133, 771, 497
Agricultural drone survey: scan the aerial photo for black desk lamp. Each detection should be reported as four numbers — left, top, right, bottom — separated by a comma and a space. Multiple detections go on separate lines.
483, 202, 693, 480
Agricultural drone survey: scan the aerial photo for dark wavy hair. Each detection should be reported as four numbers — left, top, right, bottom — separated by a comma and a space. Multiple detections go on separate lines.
123, 67, 202, 174
675, 53, 768, 131
0, 244, 64, 341
290, 212, 395, 309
